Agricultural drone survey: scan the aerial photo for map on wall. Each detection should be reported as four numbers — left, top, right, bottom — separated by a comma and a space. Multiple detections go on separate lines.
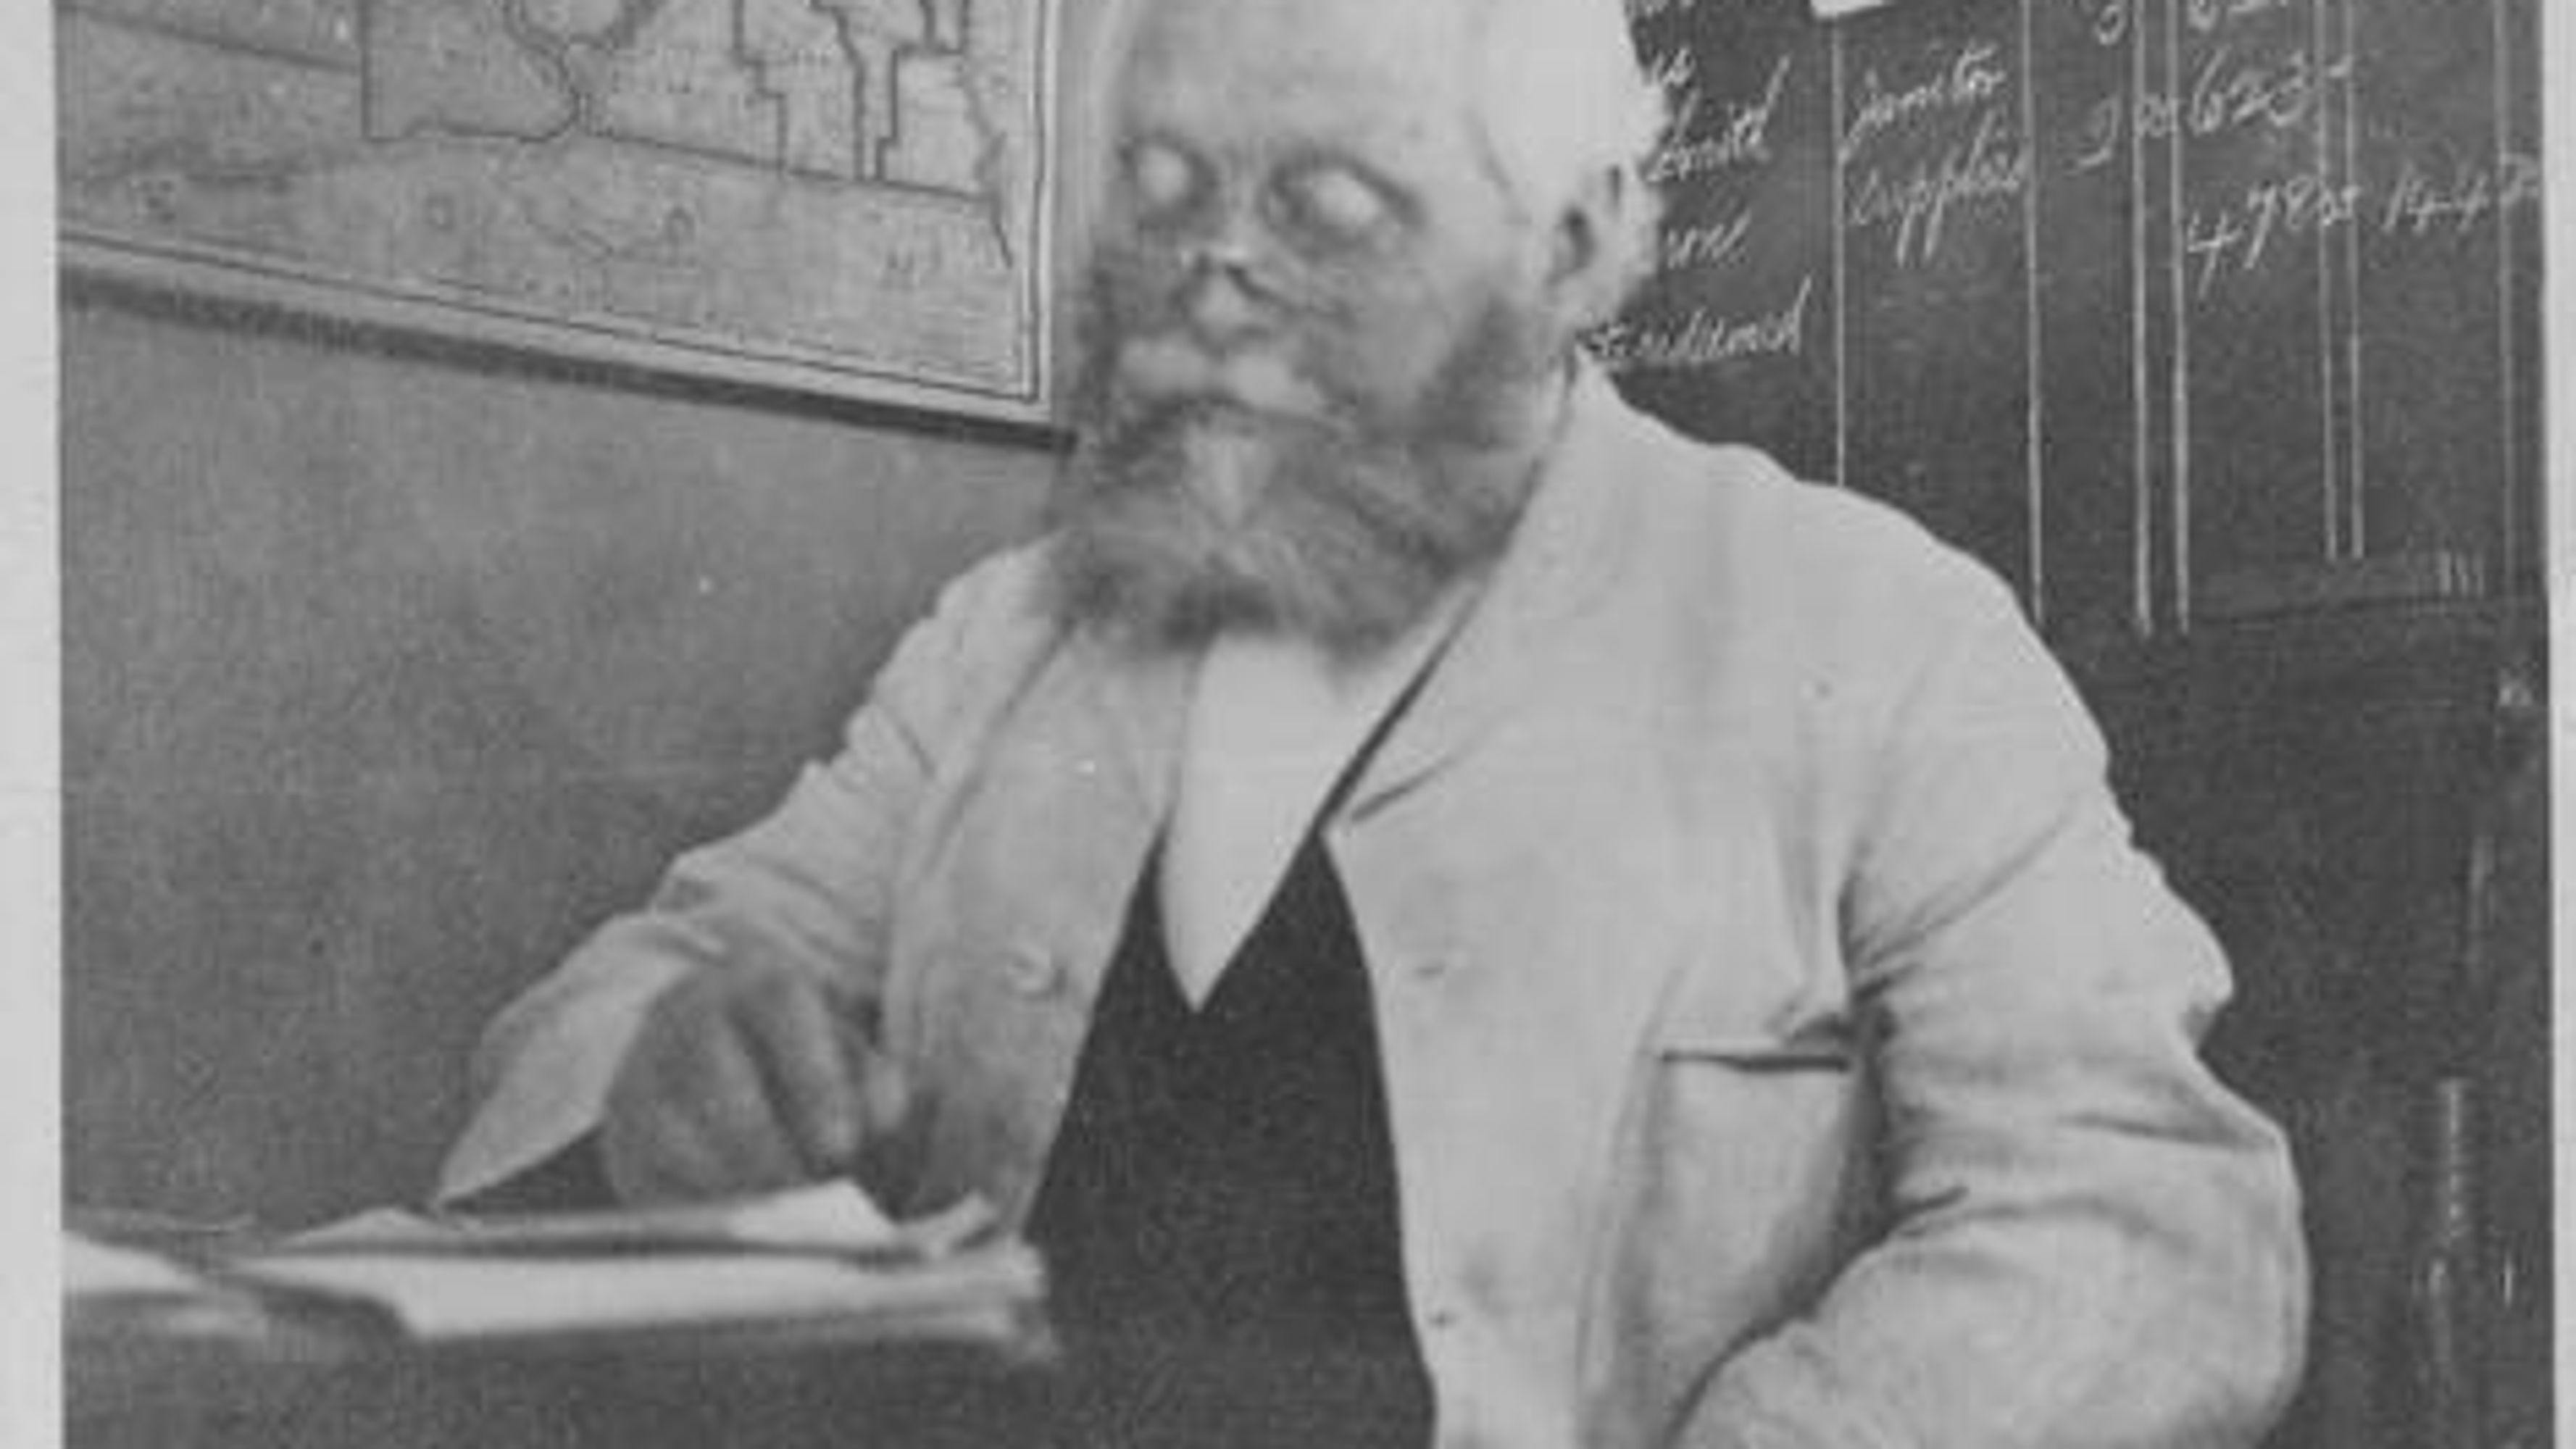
59, 0, 1059, 419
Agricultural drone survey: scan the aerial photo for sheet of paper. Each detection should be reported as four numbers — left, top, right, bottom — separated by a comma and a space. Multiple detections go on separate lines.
66, 1234, 209, 1302
283, 1182, 992, 1261
214, 1184, 1034, 1342
223, 1239, 1043, 1342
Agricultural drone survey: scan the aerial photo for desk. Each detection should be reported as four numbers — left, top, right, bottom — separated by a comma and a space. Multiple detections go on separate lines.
70, 1302, 1064, 1449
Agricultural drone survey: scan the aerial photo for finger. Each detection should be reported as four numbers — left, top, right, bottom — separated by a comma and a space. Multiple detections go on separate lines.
735, 974, 865, 1174
610, 994, 806, 1193
603, 1027, 749, 1205
846, 1032, 914, 1145
680, 1009, 814, 1190
801, 972, 906, 1148
842, 1032, 922, 1197
605, 1108, 738, 1205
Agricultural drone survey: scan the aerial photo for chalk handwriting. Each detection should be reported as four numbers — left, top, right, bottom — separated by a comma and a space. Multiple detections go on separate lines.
1657, 206, 1756, 275
2077, 0, 2130, 47
2185, 0, 2296, 33
1591, 275, 1813, 373
2188, 43, 2342, 135
1646, 54, 1792, 185
1643, 42, 1697, 99
2077, 0, 2294, 54
2381, 151, 2543, 238
2069, 91, 2146, 170
1845, 107, 2028, 268
1841, 39, 2008, 165
1625, 0, 1702, 20
2071, 43, 2346, 172
2182, 171, 2358, 297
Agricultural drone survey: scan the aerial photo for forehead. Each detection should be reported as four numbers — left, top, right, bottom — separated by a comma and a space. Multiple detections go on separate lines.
1113, 0, 1477, 156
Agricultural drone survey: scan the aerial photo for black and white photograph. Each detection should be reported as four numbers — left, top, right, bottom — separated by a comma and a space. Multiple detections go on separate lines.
41, 0, 2567, 1445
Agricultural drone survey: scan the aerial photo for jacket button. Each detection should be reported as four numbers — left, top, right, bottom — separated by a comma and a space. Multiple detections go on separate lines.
1001, 942, 1062, 997
1412, 949, 1459, 980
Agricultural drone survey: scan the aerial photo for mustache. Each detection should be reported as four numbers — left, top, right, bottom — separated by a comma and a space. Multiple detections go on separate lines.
1046, 278, 1557, 654
1046, 401, 1488, 654
1108, 335, 1335, 424
1070, 261, 1369, 441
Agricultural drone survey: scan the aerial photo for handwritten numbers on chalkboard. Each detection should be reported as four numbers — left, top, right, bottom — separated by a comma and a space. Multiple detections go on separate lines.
1601, 0, 2540, 642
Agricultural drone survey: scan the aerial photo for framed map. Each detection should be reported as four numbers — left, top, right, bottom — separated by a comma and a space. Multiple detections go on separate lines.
59, 0, 1061, 422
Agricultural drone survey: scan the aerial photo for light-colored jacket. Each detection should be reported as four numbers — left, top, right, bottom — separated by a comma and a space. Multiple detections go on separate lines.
443, 367, 2306, 1449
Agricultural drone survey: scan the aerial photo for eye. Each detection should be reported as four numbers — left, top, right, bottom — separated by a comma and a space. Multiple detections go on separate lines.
1269, 160, 1404, 251
1120, 138, 1206, 224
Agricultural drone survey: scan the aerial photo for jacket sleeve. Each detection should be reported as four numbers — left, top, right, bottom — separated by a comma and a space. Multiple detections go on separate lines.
1687, 562, 2309, 1448
433, 555, 1032, 1205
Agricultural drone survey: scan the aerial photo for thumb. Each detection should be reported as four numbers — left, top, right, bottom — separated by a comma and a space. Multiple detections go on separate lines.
838, 1026, 925, 1201
853, 1041, 914, 1143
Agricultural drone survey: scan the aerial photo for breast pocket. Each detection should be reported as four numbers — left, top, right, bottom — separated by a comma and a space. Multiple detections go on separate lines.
1648, 993, 1877, 1221
1596, 1025, 1878, 1435
1657, 1026, 1859, 1073
1644, 1019, 1866, 1232
1614, 1002, 1882, 1356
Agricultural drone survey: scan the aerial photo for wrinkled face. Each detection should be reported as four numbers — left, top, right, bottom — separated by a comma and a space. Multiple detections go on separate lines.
1050, 0, 1574, 654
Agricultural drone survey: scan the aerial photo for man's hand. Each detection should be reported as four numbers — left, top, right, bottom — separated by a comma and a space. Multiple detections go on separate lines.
599, 958, 914, 1205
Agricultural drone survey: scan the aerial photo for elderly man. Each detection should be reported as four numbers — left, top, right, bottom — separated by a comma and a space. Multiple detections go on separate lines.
439, 0, 2307, 1442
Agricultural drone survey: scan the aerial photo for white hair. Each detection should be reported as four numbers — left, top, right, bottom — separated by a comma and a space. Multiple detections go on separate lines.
1466, 0, 1670, 322
1083, 0, 1669, 322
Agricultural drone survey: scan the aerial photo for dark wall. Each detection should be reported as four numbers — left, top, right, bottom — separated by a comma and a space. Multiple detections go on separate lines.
62, 293, 1054, 1224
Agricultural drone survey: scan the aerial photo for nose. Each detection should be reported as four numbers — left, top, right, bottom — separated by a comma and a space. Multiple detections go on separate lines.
1175, 242, 1272, 344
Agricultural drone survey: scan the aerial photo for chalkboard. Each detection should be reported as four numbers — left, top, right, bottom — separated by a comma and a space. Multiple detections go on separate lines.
1604, 0, 2542, 648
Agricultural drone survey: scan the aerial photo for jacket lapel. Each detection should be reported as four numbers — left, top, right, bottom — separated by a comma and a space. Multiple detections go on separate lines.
1068, 625, 1196, 829
904, 626, 1190, 1219
1346, 364, 1639, 818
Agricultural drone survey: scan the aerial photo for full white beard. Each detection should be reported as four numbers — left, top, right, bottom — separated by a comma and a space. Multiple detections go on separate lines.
1173, 415, 1275, 531
1047, 396, 1529, 657
1046, 298, 1562, 657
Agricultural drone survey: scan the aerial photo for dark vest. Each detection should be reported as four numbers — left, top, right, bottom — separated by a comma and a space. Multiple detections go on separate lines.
1028, 732, 1433, 1449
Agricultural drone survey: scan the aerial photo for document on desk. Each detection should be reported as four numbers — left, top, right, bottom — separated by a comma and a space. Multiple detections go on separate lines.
69, 1234, 212, 1302
67, 1232, 278, 1338
216, 1184, 1042, 1345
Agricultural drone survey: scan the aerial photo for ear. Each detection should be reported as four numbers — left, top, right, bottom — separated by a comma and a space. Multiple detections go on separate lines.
1541, 164, 1636, 332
